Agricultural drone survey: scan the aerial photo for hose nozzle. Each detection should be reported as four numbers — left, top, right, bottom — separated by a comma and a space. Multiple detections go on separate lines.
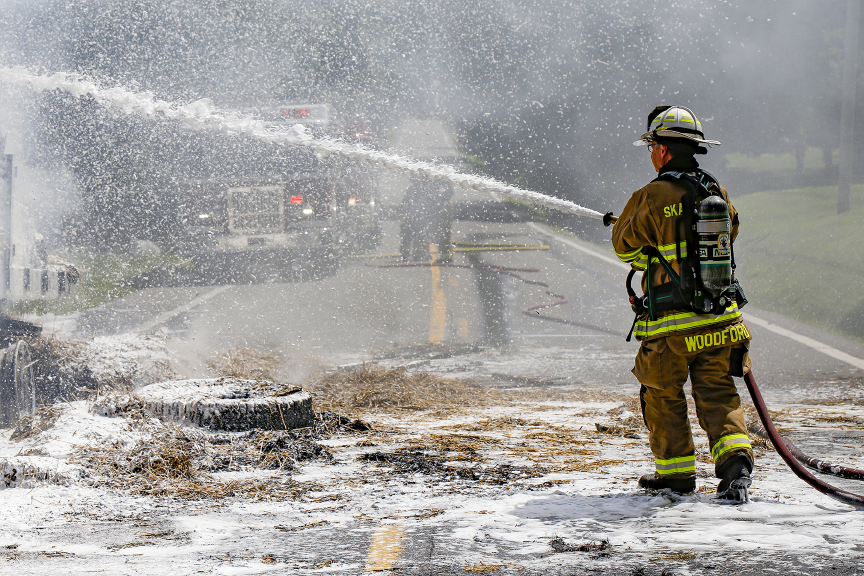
603, 212, 617, 226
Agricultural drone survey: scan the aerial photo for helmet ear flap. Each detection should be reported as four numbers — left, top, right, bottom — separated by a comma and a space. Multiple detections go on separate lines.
647, 105, 672, 132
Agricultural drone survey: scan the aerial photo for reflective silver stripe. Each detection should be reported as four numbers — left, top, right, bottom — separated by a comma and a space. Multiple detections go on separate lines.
711, 434, 751, 460
656, 242, 686, 260
655, 455, 696, 475
696, 221, 731, 234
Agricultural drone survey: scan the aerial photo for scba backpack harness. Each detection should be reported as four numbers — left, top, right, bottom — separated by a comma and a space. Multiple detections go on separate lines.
625, 169, 747, 341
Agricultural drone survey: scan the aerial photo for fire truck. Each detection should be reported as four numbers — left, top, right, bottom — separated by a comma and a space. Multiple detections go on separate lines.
176, 105, 380, 283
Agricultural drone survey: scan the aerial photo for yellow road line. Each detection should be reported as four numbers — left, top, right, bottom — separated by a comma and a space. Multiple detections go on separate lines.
429, 244, 447, 344
364, 523, 405, 572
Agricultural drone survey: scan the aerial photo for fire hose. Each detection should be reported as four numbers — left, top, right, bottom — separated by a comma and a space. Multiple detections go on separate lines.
744, 370, 864, 509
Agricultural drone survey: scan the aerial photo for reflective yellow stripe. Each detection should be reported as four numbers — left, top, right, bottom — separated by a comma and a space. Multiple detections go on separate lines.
615, 247, 642, 263
634, 302, 741, 339
711, 434, 751, 461
627, 243, 687, 271
655, 241, 686, 261
655, 455, 696, 475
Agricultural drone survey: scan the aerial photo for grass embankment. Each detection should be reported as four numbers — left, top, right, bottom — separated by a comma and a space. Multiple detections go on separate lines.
17, 251, 187, 316
732, 184, 864, 341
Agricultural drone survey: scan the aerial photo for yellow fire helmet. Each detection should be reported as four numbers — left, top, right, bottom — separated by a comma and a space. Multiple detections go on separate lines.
633, 105, 721, 152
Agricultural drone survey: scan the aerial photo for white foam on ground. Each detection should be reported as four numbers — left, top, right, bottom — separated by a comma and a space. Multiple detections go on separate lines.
0, 381, 860, 572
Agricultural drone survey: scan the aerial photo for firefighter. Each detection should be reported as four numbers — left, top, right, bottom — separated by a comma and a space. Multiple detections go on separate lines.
611, 106, 754, 501
400, 179, 454, 262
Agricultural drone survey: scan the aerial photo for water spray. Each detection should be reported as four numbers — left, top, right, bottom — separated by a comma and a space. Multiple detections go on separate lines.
0, 67, 606, 222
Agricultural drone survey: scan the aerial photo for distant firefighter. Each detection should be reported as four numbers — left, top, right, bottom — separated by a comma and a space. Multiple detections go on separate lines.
399, 179, 453, 262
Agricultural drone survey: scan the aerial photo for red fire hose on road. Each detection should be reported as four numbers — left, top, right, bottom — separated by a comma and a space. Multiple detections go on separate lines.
744, 369, 864, 510
367, 260, 625, 337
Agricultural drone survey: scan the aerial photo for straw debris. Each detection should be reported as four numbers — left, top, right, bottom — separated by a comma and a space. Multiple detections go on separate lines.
207, 347, 286, 381
72, 426, 313, 500
464, 416, 543, 431
311, 363, 511, 413
10, 404, 64, 441
464, 563, 506, 572
275, 520, 329, 531
595, 422, 640, 438
359, 446, 544, 484
415, 508, 445, 519
209, 430, 333, 472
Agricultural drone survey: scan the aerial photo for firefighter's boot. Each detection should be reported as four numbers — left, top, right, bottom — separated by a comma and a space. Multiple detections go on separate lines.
716, 453, 753, 503
638, 474, 696, 494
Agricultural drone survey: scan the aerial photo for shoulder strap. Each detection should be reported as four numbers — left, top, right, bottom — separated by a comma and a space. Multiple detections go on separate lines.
654, 169, 716, 197
642, 245, 680, 285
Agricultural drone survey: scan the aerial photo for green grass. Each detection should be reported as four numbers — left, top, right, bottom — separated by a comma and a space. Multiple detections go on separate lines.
724, 147, 836, 173
732, 184, 864, 340
16, 251, 189, 316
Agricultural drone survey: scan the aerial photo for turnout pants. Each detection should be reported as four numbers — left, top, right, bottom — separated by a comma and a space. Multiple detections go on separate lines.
633, 324, 753, 479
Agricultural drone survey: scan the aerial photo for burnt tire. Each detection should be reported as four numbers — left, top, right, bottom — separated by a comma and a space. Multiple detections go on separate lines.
0, 342, 35, 428
136, 378, 314, 431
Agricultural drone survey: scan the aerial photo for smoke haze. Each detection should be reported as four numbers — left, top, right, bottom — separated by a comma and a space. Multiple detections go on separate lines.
0, 0, 856, 234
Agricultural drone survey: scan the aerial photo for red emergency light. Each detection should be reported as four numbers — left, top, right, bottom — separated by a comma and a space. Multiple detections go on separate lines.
281, 108, 309, 118
290, 196, 303, 204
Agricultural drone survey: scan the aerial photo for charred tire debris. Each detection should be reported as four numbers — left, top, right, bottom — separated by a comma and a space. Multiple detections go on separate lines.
0, 341, 35, 428
72, 402, 370, 497
0, 316, 43, 427
359, 447, 545, 485
128, 378, 315, 432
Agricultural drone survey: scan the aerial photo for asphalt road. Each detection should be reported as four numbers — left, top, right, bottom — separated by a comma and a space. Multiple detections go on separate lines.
74, 214, 864, 403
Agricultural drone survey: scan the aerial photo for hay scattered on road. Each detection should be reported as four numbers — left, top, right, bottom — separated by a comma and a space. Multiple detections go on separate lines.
275, 520, 330, 531
464, 416, 542, 431
72, 426, 310, 500
595, 422, 640, 438
207, 347, 286, 381
464, 562, 507, 572
10, 405, 64, 441
311, 363, 512, 413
